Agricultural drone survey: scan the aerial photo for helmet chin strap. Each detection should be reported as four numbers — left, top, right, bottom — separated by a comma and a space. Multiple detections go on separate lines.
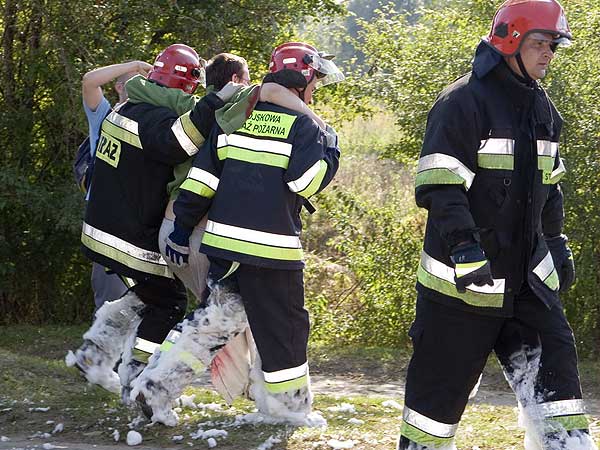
516, 53, 534, 84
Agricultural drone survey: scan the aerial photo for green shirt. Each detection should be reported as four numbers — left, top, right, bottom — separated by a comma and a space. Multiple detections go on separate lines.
126, 75, 260, 201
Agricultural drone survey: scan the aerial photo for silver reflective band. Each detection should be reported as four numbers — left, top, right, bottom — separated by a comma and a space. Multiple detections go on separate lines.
533, 251, 555, 282
403, 406, 458, 438
479, 138, 514, 155
287, 160, 322, 193
165, 329, 181, 344
421, 251, 505, 294
537, 140, 559, 157
550, 158, 566, 180
263, 361, 308, 383
217, 134, 292, 157
206, 220, 301, 249
187, 167, 219, 191
82, 222, 168, 266
417, 153, 475, 190
106, 110, 139, 135
134, 337, 160, 354
538, 399, 586, 418
171, 118, 199, 156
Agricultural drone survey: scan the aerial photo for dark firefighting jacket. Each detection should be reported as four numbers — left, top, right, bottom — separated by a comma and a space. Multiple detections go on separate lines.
81, 92, 224, 280
415, 44, 567, 317
173, 101, 340, 270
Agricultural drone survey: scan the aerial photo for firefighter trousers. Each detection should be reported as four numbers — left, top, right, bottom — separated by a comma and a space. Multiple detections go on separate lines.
399, 285, 588, 449
207, 256, 310, 393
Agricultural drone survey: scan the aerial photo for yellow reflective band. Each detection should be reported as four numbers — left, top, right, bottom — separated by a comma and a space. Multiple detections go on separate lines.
263, 374, 308, 394
400, 421, 455, 448
202, 232, 303, 261
239, 111, 297, 139
101, 119, 142, 149
96, 132, 122, 168
180, 178, 216, 198
180, 111, 204, 148
217, 146, 289, 169
545, 414, 589, 432
178, 351, 205, 374
132, 348, 150, 363
289, 160, 328, 199
160, 341, 174, 352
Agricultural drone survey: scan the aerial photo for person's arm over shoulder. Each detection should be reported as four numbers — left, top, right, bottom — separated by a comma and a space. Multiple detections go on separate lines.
415, 89, 480, 248
136, 91, 226, 165
284, 114, 340, 199
125, 75, 199, 115
173, 127, 222, 232
260, 83, 326, 129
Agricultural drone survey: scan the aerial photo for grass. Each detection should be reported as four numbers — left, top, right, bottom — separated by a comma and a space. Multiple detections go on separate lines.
0, 325, 598, 449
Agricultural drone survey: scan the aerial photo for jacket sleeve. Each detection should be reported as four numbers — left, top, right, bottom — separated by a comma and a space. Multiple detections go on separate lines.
541, 153, 566, 236
173, 126, 222, 232
415, 94, 480, 248
136, 92, 225, 166
283, 115, 340, 199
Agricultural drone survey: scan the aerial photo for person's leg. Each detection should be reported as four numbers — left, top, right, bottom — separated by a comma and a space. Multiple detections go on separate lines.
130, 257, 247, 425
234, 264, 314, 424
398, 296, 505, 449
90, 262, 128, 314
66, 288, 145, 394
509, 288, 594, 450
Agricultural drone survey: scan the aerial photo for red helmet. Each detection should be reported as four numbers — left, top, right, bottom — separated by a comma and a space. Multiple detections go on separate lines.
485, 0, 572, 56
269, 42, 344, 88
148, 44, 206, 94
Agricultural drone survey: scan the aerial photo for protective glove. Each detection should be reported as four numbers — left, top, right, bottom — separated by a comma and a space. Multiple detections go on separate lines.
165, 223, 192, 268
450, 242, 494, 293
215, 81, 244, 103
324, 124, 338, 149
544, 234, 575, 293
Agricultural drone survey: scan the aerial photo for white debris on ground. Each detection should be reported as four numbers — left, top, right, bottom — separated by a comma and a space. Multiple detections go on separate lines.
126, 430, 142, 446
207, 437, 217, 448
128, 415, 145, 429
112, 429, 120, 442
327, 438, 355, 449
28, 406, 50, 412
348, 418, 364, 425
177, 394, 197, 409
256, 435, 282, 450
51, 423, 63, 434
190, 428, 228, 440
326, 403, 356, 414
381, 400, 402, 410
42, 444, 56, 450
172, 435, 184, 441
0, 436, 9, 442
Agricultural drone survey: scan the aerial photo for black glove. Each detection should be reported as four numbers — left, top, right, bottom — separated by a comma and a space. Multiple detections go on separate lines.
450, 242, 494, 293
545, 234, 575, 293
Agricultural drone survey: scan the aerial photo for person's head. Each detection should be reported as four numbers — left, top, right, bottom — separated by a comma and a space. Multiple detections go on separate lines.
114, 71, 137, 103
266, 42, 345, 104
484, 0, 571, 81
205, 53, 250, 91
147, 43, 206, 94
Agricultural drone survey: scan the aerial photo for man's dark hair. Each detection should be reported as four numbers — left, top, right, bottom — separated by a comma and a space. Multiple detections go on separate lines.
206, 53, 248, 90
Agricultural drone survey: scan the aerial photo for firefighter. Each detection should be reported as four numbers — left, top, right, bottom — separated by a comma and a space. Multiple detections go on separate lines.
130, 42, 344, 426
398, 1, 596, 449
122, 53, 333, 407
66, 44, 242, 399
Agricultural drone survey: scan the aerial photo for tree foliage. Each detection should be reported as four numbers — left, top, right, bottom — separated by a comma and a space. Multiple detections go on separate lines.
323, 0, 600, 356
0, 0, 342, 323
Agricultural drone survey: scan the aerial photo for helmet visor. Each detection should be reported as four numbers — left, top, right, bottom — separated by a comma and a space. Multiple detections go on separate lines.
528, 31, 572, 49
310, 57, 345, 88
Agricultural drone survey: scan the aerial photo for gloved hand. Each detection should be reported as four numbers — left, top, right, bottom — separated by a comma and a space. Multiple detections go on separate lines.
324, 124, 338, 149
165, 224, 192, 268
450, 242, 494, 293
545, 234, 575, 293
215, 81, 244, 102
